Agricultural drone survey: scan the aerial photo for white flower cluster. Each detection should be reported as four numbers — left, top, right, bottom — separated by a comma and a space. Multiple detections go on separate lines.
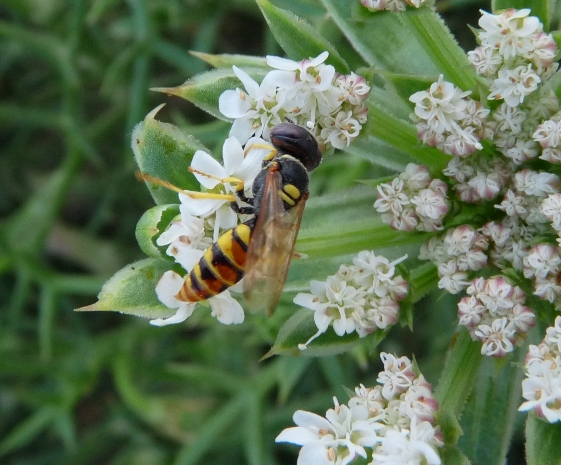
409, 75, 490, 157
419, 225, 489, 295
361, 0, 428, 13
276, 353, 443, 465
458, 276, 535, 357
295, 251, 408, 349
468, 9, 558, 107
519, 316, 561, 423
219, 52, 370, 150
374, 163, 449, 232
374, 9, 561, 358
151, 137, 274, 327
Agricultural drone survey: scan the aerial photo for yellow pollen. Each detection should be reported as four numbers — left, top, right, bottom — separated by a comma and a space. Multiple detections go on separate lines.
316, 76, 322, 84
327, 448, 336, 462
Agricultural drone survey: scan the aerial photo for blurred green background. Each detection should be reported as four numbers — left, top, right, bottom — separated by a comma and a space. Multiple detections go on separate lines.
1, 1, 526, 465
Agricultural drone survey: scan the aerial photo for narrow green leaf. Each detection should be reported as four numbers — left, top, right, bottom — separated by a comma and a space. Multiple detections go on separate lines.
0, 407, 56, 457
152, 67, 269, 121
255, 0, 349, 73
319, 0, 440, 74
344, 134, 417, 173
458, 350, 526, 465
492, 0, 552, 31
135, 204, 180, 260
131, 105, 207, 205
403, 9, 479, 92
526, 414, 561, 465
75, 258, 175, 319
408, 262, 439, 302
435, 329, 482, 443
297, 217, 428, 257
441, 445, 471, 465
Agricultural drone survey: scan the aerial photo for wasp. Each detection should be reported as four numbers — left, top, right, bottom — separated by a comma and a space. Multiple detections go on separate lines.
169, 123, 322, 315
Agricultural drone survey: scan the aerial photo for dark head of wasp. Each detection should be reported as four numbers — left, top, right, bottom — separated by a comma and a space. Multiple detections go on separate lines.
269, 123, 322, 171
251, 123, 322, 216
175, 123, 322, 315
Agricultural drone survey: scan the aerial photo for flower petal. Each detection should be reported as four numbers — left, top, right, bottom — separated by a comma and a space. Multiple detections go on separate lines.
191, 150, 226, 188
209, 291, 245, 324
155, 270, 184, 308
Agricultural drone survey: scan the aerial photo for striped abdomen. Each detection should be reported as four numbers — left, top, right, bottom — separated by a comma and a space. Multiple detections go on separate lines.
175, 222, 252, 302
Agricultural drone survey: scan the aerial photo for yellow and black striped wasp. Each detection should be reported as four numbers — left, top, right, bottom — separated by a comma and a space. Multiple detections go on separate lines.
142, 123, 322, 315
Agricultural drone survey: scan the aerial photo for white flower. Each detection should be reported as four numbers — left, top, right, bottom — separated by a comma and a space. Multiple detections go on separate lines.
514, 169, 560, 197
523, 244, 561, 279
371, 418, 442, 465
374, 178, 409, 215
409, 75, 471, 134
377, 353, 416, 400
411, 188, 448, 220
534, 117, 561, 148
352, 251, 408, 298
468, 45, 502, 76
276, 399, 381, 465
542, 194, 561, 229
474, 317, 516, 357
185, 136, 271, 239
218, 66, 291, 143
320, 111, 362, 150
488, 64, 541, 107
478, 9, 540, 59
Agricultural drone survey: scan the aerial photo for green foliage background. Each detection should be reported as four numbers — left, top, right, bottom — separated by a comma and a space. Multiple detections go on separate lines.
0, 0, 530, 464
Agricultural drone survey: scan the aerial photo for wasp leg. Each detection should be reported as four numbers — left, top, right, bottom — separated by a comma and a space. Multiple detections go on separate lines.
137, 172, 237, 202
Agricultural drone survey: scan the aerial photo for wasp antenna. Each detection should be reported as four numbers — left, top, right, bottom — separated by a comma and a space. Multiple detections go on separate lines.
137, 172, 192, 195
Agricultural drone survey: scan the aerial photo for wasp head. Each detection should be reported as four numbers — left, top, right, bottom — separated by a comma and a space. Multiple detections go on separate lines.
270, 123, 322, 172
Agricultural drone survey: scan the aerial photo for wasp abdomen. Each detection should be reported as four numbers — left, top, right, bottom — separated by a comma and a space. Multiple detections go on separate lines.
176, 222, 252, 302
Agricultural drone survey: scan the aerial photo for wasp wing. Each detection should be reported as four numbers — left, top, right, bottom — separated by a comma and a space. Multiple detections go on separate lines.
244, 168, 308, 316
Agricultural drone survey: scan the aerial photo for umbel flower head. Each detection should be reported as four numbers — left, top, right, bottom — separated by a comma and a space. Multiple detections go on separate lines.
219, 52, 370, 150
374, 8, 561, 364
294, 251, 409, 350
276, 353, 443, 465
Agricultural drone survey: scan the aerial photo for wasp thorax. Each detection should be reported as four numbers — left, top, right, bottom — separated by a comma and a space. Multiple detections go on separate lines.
270, 123, 322, 172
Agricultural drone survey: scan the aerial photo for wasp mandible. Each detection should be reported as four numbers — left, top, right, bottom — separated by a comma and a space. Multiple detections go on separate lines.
173, 123, 322, 315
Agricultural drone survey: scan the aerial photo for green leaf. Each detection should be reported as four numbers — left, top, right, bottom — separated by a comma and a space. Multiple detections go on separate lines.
0, 407, 56, 457
344, 134, 417, 173
255, 0, 349, 73
403, 9, 479, 92
321, 1, 478, 91
408, 261, 439, 302
190, 51, 269, 69
492, 0, 552, 31
435, 329, 482, 444
135, 204, 180, 260
440, 445, 471, 465
152, 67, 269, 121
76, 258, 175, 319
265, 309, 364, 357
526, 414, 561, 465
131, 105, 207, 204
319, 0, 439, 74
458, 350, 526, 465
